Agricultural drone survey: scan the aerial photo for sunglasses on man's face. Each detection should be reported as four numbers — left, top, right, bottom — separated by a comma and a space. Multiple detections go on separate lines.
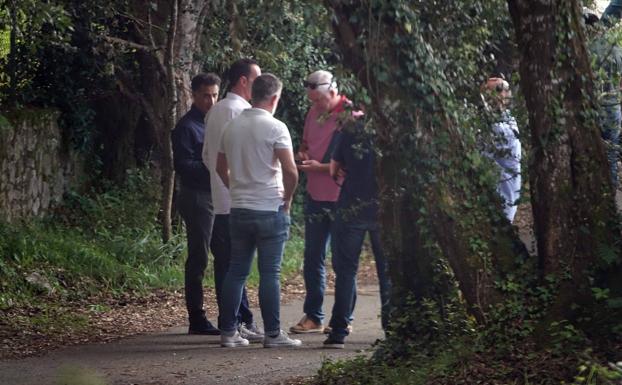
303, 81, 330, 90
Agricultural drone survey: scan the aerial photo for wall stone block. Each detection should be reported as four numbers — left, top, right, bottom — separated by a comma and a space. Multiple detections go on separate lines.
0, 109, 81, 222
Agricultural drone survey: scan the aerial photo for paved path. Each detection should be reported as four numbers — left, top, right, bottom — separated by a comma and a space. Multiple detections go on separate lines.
0, 287, 384, 385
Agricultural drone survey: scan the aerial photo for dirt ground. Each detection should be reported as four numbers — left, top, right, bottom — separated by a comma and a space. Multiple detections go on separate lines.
0, 254, 380, 360
0, 265, 385, 385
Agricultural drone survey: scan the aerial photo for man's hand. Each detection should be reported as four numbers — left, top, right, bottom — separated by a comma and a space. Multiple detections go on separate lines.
298, 159, 329, 173
275, 148, 298, 214
282, 198, 292, 214
297, 151, 310, 161
216, 152, 230, 188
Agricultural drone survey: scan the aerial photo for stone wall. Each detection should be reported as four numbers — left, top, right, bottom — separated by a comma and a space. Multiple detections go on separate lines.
0, 110, 79, 222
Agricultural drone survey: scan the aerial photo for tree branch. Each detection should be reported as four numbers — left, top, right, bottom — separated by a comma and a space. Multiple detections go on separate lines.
164, 0, 179, 124
113, 69, 158, 126
146, 6, 158, 51
115, 10, 168, 33
104, 36, 161, 53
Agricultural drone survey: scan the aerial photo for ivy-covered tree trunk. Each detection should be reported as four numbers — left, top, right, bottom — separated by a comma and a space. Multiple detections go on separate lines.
327, 1, 528, 327
507, 0, 622, 332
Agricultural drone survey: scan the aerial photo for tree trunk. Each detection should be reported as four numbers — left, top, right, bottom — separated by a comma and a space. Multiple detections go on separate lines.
113, 0, 209, 243
327, 1, 527, 325
507, 0, 622, 331
157, 0, 179, 243
174, 0, 210, 117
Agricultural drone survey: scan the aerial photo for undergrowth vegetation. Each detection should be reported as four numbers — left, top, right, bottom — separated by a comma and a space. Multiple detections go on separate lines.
309, 0, 622, 384
0, 169, 305, 312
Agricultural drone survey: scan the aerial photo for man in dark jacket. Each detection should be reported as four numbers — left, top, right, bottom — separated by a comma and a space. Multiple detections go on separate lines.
172, 73, 221, 335
323, 119, 391, 348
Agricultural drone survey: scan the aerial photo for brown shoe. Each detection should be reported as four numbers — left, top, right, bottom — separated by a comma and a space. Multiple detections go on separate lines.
323, 324, 353, 334
289, 315, 323, 334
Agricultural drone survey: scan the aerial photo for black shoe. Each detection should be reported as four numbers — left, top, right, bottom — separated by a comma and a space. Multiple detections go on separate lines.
188, 322, 220, 335
323, 335, 345, 349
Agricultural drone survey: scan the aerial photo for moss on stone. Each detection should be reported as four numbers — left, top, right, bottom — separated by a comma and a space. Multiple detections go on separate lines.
2, 108, 60, 127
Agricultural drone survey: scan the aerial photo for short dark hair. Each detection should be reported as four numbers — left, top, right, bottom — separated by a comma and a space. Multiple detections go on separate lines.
228, 58, 258, 86
191, 73, 221, 92
251, 73, 283, 104
584, 10, 599, 26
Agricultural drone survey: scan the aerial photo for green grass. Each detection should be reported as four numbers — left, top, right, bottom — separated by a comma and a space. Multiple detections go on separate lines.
313, 339, 472, 385
0, 29, 9, 60
0, 168, 305, 313
0, 217, 187, 310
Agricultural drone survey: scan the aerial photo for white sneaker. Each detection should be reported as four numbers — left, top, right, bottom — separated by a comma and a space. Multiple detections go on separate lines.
221, 331, 249, 347
263, 330, 302, 348
239, 322, 264, 343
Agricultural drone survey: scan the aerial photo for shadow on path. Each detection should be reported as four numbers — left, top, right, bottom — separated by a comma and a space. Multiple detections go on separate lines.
0, 287, 384, 385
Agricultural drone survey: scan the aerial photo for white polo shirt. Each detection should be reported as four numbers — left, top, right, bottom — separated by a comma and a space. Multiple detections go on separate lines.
202, 92, 251, 215
219, 108, 293, 212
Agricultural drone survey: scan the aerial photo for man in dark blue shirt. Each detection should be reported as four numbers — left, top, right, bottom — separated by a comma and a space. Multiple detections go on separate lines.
323, 119, 391, 349
603, 1, 622, 25
172, 73, 221, 335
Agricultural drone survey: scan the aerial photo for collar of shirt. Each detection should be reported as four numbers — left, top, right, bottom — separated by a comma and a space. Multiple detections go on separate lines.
242, 107, 273, 117
331, 95, 349, 114
225, 92, 251, 108
188, 104, 206, 122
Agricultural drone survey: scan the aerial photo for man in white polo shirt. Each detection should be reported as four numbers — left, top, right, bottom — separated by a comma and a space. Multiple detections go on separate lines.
216, 73, 301, 348
202, 58, 262, 341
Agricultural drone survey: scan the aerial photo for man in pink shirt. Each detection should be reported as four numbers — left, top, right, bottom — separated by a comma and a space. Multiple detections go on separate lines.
290, 70, 351, 334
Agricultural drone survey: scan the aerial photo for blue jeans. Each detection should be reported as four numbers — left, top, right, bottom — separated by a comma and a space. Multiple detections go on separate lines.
302, 196, 335, 324
599, 104, 621, 187
220, 207, 290, 335
329, 218, 391, 340
210, 214, 254, 329
368, 228, 391, 330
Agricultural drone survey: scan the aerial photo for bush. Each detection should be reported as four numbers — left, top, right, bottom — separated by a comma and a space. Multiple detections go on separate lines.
0, 168, 306, 311
0, 169, 185, 309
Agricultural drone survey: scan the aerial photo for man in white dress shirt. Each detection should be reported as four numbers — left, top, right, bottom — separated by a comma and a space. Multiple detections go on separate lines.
202, 58, 262, 341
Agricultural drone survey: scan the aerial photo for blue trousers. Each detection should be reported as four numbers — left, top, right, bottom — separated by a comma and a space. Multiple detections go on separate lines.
220, 207, 290, 335
210, 214, 253, 328
302, 196, 335, 324
329, 218, 391, 340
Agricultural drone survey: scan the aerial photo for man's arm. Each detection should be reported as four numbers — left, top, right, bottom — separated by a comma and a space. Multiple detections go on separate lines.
296, 139, 309, 160
172, 125, 210, 182
202, 113, 211, 169
298, 159, 330, 173
329, 159, 342, 179
216, 152, 230, 188
275, 148, 299, 213
329, 128, 350, 180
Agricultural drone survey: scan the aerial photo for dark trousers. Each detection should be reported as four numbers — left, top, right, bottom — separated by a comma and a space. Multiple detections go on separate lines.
211, 214, 254, 328
178, 186, 215, 326
329, 218, 392, 340
368, 228, 391, 330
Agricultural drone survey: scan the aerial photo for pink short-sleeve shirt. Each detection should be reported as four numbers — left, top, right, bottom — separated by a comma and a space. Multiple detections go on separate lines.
302, 96, 352, 202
